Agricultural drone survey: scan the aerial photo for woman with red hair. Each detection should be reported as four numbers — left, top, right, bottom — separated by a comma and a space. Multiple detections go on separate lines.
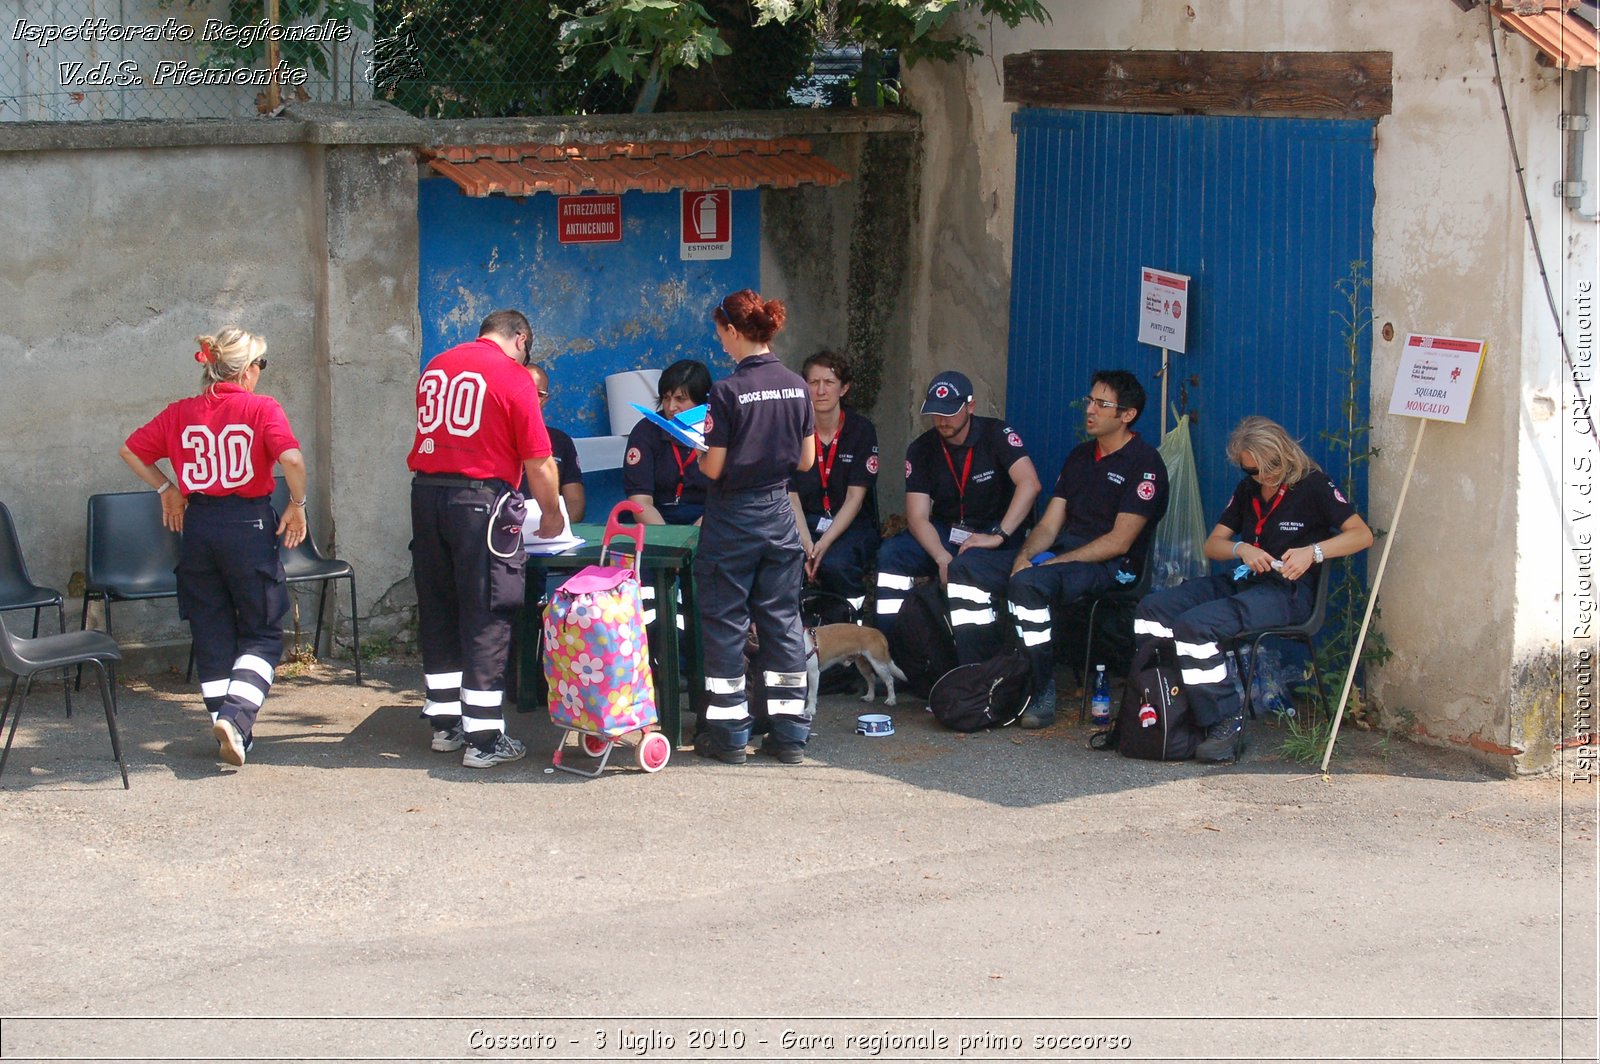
693, 290, 817, 765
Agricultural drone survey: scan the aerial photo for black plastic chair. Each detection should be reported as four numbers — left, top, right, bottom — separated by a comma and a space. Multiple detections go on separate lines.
79, 491, 186, 688
1229, 560, 1333, 723
0, 501, 70, 714
0, 622, 127, 789
271, 479, 361, 683
1076, 541, 1157, 722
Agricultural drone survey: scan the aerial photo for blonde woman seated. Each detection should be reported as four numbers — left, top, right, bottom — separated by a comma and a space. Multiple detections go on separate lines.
1133, 416, 1372, 762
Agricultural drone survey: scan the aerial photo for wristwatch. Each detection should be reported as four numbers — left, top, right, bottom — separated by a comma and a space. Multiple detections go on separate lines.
1312, 542, 1325, 563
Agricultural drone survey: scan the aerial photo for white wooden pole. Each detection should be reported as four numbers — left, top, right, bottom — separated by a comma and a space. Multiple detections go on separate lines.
1160, 347, 1170, 438
1321, 417, 1428, 772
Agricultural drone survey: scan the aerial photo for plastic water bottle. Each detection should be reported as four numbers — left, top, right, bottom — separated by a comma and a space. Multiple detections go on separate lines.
1090, 665, 1112, 727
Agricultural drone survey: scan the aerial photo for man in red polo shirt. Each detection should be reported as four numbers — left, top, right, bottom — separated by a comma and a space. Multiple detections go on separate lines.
407, 310, 563, 768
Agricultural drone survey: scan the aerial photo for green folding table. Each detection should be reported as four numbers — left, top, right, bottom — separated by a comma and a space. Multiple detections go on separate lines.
517, 522, 703, 747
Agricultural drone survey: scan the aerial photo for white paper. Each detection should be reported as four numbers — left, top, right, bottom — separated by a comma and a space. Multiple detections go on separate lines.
1386, 333, 1486, 425
1137, 267, 1190, 353
522, 494, 586, 555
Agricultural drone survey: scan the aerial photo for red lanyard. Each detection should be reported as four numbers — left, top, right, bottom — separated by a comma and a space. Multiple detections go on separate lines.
1250, 485, 1287, 544
940, 442, 974, 525
815, 413, 844, 516
669, 443, 694, 503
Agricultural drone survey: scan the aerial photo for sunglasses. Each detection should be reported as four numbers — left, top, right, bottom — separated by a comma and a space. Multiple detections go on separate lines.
1082, 396, 1125, 411
1240, 464, 1260, 476
253, 358, 268, 370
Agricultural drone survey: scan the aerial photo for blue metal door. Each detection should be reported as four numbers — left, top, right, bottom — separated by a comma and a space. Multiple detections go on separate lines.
1005, 109, 1375, 526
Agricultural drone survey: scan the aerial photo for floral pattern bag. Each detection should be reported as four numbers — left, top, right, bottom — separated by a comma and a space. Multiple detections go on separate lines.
543, 546, 657, 737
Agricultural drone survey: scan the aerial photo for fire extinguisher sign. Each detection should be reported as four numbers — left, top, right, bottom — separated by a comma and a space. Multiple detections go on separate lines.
681, 188, 732, 261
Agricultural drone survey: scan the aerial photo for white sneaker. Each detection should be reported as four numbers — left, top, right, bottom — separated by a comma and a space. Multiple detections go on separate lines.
431, 723, 465, 752
213, 719, 247, 766
462, 734, 526, 769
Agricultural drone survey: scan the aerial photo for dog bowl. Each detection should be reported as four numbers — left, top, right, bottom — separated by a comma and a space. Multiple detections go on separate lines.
856, 713, 894, 736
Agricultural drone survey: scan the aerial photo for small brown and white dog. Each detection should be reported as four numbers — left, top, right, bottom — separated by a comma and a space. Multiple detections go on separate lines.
805, 623, 907, 715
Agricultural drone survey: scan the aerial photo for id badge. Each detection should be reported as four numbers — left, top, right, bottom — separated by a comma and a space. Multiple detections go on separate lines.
949, 525, 974, 546
814, 516, 833, 534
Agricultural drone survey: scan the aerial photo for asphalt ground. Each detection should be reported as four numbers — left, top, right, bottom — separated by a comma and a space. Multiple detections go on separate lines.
0, 659, 1594, 1064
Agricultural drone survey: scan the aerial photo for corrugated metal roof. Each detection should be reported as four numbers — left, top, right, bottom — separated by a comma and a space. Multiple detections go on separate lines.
424, 138, 850, 198
1492, 3, 1599, 70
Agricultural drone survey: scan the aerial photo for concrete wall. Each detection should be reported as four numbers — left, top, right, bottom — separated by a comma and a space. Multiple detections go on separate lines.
898, 0, 1594, 773
314, 142, 423, 644
0, 138, 323, 653
0, 103, 918, 665
763, 125, 921, 515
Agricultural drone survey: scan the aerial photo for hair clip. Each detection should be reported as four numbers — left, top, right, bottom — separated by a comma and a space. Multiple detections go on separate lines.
194, 340, 213, 364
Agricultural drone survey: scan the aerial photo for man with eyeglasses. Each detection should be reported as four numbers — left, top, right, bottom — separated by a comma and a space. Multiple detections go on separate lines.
1007, 370, 1168, 729
526, 363, 585, 523
874, 370, 1042, 665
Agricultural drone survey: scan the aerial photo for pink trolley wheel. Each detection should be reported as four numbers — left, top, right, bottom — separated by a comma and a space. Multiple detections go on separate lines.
636, 731, 671, 773
580, 733, 611, 759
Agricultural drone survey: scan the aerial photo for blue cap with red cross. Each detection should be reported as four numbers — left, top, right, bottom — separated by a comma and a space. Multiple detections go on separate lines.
920, 370, 973, 416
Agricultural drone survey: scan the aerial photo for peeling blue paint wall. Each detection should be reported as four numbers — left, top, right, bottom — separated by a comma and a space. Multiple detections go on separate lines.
418, 178, 761, 438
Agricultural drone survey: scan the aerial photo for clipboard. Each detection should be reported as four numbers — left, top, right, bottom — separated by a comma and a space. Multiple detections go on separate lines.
631, 402, 708, 452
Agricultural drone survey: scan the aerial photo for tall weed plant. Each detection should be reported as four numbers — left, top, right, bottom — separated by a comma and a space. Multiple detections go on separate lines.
1284, 262, 1393, 758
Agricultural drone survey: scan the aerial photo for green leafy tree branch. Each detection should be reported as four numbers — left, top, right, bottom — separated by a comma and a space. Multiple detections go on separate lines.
555, 0, 1050, 112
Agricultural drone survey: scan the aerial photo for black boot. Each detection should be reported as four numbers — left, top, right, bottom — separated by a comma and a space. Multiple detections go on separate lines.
1195, 714, 1244, 762
693, 731, 748, 765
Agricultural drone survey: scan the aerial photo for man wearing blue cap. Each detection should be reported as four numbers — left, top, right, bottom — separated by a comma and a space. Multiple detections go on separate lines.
874, 370, 1042, 665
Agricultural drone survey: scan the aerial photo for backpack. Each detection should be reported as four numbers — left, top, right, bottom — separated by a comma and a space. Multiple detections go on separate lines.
927, 647, 1033, 732
801, 589, 860, 627
886, 581, 957, 698
1092, 641, 1199, 761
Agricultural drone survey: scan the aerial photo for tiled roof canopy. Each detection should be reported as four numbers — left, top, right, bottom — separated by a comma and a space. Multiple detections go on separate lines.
425, 138, 851, 198
1492, 2, 1599, 69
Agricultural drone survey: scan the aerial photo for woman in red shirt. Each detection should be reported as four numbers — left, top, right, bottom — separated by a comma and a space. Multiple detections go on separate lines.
120, 327, 308, 767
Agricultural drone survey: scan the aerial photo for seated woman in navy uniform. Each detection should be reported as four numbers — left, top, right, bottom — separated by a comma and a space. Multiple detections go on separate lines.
623, 359, 712, 526
787, 350, 880, 615
1134, 416, 1373, 762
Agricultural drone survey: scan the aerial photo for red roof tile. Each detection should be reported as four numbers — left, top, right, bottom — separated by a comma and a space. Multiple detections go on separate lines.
1493, 4, 1599, 70
424, 138, 850, 198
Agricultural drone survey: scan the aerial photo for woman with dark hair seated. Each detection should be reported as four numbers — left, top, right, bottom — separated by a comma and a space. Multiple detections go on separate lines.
787, 350, 880, 615
623, 359, 712, 526
1134, 416, 1373, 762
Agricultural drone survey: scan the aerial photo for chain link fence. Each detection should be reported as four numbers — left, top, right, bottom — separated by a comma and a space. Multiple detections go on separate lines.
1, 1, 374, 121
2, 0, 864, 122
368, 0, 630, 118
